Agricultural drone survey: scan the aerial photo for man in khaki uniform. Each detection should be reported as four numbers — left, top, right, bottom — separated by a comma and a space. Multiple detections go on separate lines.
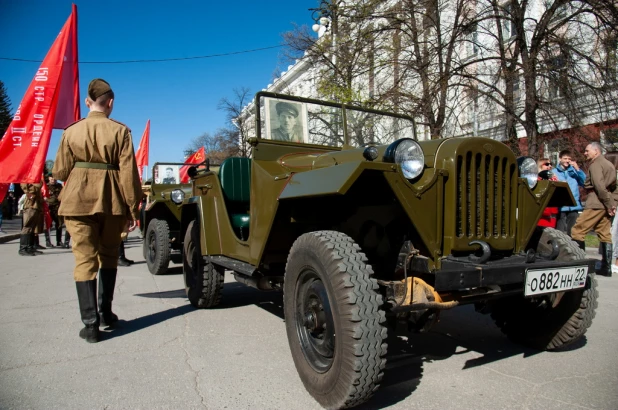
52, 78, 142, 343
18, 183, 43, 256
45, 175, 64, 247
571, 142, 618, 276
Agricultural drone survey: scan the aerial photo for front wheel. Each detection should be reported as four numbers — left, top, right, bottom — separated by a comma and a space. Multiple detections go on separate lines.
183, 220, 224, 308
284, 231, 387, 409
145, 218, 171, 275
491, 227, 598, 350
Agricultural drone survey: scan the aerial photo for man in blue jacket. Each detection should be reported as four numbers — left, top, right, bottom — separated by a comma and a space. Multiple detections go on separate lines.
554, 149, 586, 235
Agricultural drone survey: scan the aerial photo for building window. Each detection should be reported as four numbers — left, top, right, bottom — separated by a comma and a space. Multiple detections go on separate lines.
466, 23, 479, 57
502, 3, 517, 41
546, 54, 568, 99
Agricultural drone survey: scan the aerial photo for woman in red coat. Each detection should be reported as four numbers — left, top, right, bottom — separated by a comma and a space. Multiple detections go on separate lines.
537, 158, 559, 228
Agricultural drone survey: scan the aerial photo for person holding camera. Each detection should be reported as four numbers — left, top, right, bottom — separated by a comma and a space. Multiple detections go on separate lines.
553, 149, 586, 236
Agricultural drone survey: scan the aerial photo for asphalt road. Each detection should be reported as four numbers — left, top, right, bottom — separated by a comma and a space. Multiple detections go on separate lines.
1, 234, 617, 410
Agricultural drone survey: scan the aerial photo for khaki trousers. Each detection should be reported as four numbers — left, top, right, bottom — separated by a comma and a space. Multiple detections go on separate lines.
571, 208, 613, 243
65, 214, 127, 281
20, 209, 41, 235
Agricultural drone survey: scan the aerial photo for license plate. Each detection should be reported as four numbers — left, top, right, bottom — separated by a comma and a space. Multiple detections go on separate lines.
524, 266, 588, 297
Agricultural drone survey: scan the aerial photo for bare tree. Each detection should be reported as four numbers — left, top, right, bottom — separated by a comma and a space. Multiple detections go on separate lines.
479, 0, 618, 157
218, 87, 252, 158
184, 131, 229, 165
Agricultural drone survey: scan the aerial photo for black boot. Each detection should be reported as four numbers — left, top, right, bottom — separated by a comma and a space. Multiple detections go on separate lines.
598, 242, 613, 277
18, 234, 36, 256
56, 226, 63, 247
76, 280, 100, 343
35, 234, 46, 250
64, 231, 71, 249
45, 230, 54, 247
118, 241, 134, 266
29, 234, 43, 255
574, 239, 586, 250
98, 269, 119, 328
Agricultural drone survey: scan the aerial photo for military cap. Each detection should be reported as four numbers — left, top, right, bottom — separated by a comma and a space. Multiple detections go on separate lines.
276, 102, 299, 118
88, 78, 113, 100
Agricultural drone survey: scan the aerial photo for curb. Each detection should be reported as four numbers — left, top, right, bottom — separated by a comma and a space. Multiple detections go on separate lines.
0, 234, 20, 244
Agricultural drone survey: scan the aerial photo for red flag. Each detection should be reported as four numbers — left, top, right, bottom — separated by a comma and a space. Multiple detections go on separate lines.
40, 174, 49, 198
135, 119, 150, 181
179, 147, 206, 183
0, 5, 80, 183
0, 184, 8, 204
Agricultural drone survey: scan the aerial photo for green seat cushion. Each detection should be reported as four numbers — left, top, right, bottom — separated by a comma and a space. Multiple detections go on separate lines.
231, 214, 250, 229
219, 157, 251, 203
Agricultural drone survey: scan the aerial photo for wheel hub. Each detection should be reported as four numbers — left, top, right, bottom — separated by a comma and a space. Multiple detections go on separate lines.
295, 272, 335, 373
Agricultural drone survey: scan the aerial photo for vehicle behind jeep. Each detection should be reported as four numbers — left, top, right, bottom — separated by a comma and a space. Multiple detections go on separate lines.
179, 93, 598, 409
141, 162, 204, 274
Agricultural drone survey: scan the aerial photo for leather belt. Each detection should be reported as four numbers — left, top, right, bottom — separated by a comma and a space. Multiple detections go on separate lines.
74, 162, 119, 170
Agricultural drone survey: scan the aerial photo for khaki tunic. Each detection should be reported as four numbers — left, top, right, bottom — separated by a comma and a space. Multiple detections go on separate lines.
52, 111, 143, 220
19, 183, 43, 235
20, 183, 43, 210
45, 182, 63, 211
583, 155, 618, 211
571, 155, 618, 243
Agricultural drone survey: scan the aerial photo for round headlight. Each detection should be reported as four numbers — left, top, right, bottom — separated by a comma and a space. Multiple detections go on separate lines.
517, 157, 538, 189
384, 138, 424, 179
171, 189, 185, 205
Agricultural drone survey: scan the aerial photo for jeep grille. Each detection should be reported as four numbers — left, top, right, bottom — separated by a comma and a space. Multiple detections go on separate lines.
456, 152, 517, 239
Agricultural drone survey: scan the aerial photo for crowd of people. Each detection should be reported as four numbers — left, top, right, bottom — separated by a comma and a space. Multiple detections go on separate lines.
537, 143, 618, 277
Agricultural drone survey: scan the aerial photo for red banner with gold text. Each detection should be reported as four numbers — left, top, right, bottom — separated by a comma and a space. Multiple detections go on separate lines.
0, 5, 80, 183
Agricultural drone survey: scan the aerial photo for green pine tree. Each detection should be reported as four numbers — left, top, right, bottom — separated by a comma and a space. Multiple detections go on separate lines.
0, 80, 13, 139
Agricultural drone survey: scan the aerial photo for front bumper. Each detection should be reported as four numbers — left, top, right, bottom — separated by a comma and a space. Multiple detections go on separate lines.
435, 255, 596, 292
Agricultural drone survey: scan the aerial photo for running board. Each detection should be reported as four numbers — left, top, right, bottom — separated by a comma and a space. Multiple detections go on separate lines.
209, 255, 255, 276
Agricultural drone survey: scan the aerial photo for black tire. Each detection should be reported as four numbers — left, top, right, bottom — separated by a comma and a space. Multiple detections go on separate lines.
284, 231, 387, 409
183, 220, 224, 308
145, 218, 171, 275
491, 227, 598, 350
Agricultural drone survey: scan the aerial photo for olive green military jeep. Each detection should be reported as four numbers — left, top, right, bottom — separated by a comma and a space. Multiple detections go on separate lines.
180, 92, 598, 409
141, 162, 200, 275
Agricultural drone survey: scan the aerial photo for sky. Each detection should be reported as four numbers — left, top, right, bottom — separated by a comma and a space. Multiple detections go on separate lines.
0, 0, 318, 170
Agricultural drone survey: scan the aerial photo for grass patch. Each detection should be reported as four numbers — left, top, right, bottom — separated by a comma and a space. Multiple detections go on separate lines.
585, 234, 600, 248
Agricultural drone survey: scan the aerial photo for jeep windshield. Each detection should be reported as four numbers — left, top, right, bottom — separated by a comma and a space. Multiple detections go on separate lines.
255, 92, 417, 148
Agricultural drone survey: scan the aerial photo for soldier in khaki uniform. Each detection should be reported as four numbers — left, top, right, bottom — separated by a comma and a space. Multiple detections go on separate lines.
18, 183, 43, 256
52, 78, 142, 343
45, 175, 64, 247
571, 142, 618, 276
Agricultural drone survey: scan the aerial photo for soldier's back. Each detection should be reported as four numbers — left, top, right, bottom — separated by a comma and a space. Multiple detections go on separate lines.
57, 111, 134, 217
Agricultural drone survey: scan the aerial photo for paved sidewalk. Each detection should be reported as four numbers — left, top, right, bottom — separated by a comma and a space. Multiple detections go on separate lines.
0, 216, 21, 244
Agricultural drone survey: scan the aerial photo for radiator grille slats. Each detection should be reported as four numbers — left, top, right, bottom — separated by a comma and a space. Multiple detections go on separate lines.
456, 152, 514, 239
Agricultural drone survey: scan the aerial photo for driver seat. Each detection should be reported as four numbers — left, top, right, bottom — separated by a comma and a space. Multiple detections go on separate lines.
218, 157, 251, 239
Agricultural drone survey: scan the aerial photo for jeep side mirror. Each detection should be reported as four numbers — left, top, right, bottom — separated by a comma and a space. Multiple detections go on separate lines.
188, 166, 198, 178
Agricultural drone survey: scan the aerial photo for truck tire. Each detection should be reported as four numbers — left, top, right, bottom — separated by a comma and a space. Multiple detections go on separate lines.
284, 231, 387, 409
183, 220, 224, 308
491, 227, 598, 350
145, 218, 171, 275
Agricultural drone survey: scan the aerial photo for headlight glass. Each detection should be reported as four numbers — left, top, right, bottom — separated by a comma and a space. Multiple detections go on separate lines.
394, 139, 424, 179
171, 189, 185, 204
517, 157, 538, 189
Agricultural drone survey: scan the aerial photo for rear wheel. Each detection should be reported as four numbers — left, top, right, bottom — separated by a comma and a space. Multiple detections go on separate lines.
491, 227, 598, 350
183, 220, 224, 308
284, 231, 387, 409
145, 218, 171, 275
